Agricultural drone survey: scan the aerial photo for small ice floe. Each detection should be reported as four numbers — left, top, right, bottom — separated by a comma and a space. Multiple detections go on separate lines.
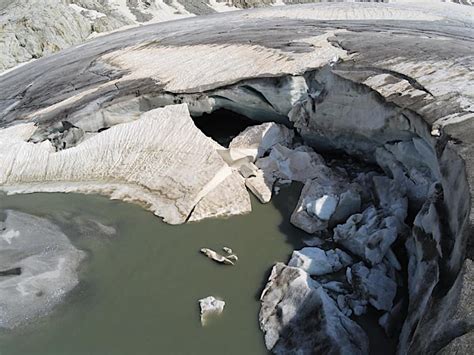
227, 254, 238, 262
222, 247, 239, 261
200, 248, 234, 265
199, 296, 225, 325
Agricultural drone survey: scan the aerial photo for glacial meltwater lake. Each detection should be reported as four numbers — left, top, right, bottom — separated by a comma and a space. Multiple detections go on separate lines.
0, 185, 306, 355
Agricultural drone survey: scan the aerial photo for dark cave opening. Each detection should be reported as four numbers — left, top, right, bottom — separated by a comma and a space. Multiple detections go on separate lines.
191, 108, 259, 147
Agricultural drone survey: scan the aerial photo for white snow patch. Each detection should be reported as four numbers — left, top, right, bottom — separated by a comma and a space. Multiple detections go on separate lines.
208, 0, 240, 12
69, 4, 106, 20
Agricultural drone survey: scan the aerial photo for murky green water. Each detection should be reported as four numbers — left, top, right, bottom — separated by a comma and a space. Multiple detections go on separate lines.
0, 185, 306, 355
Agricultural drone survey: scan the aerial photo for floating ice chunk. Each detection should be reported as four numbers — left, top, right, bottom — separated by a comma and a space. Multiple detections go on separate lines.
200, 248, 234, 265
199, 296, 225, 325
223, 247, 233, 254
227, 254, 238, 262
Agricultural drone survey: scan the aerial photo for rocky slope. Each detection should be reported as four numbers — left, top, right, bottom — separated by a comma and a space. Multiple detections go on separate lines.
1, 0, 472, 72
0, 2, 473, 354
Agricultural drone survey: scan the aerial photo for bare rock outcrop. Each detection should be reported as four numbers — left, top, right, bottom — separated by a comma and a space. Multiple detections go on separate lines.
0, 0, 93, 73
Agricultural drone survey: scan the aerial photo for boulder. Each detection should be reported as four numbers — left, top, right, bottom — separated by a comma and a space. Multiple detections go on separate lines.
217, 147, 255, 168
346, 262, 397, 312
322, 281, 348, 294
0, 210, 85, 329
384, 249, 402, 272
229, 122, 294, 161
257, 144, 326, 183
291, 171, 361, 234
333, 205, 399, 265
306, 195, 338, 221
259, 263, 369, 354
331, 189, 362, 223
288, 247, 353, 276
245, 170, 274, 203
